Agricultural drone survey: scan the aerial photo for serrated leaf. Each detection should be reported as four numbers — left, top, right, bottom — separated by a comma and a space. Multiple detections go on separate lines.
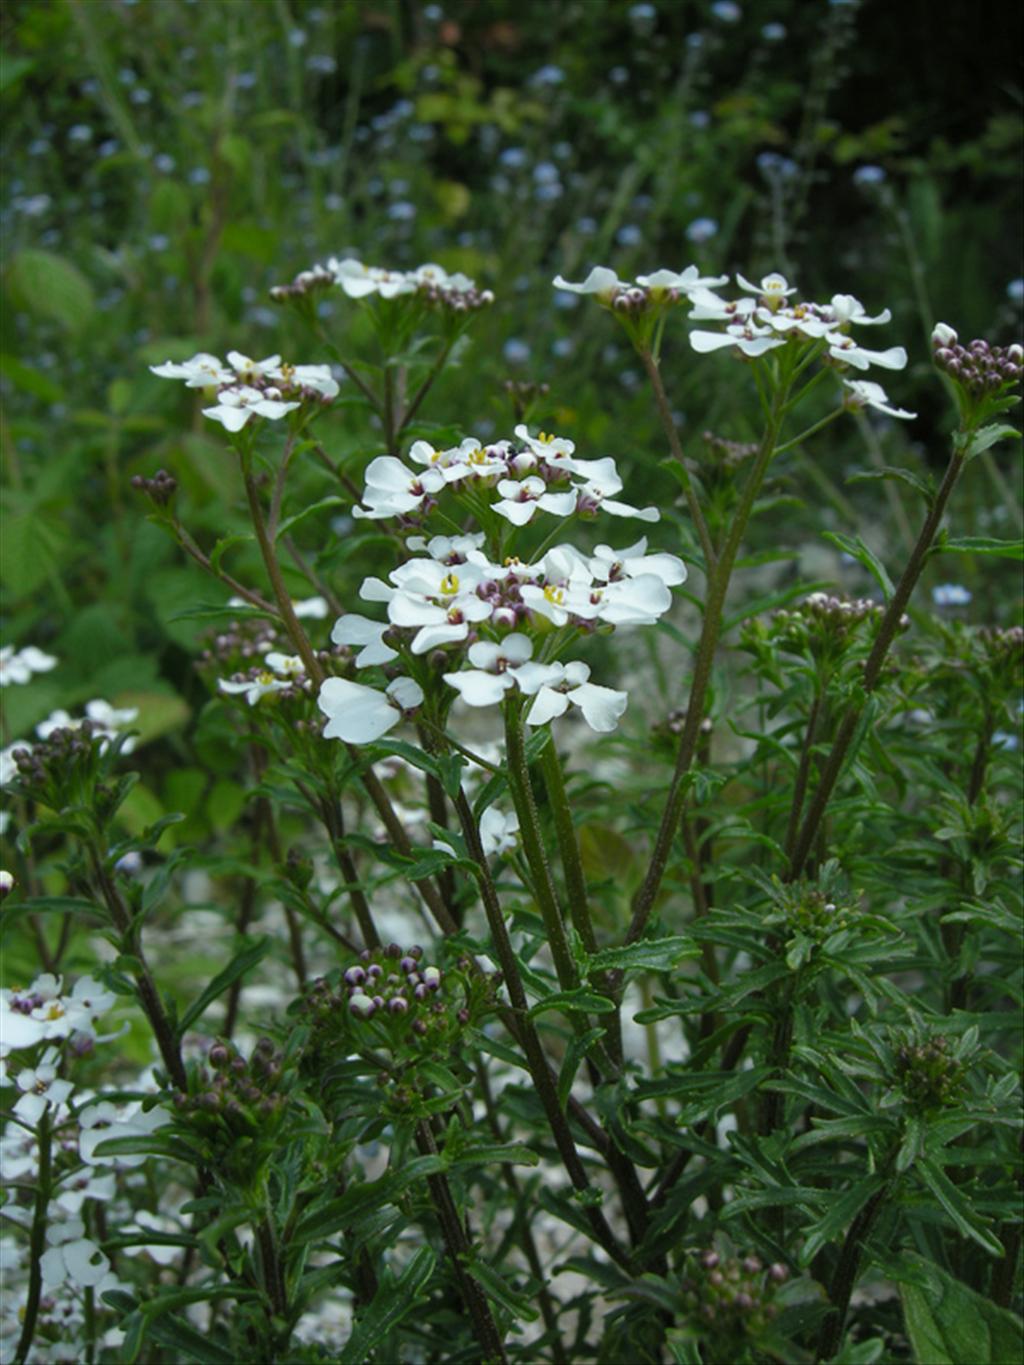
916, 1158, 1004, 1255
799, 1173, 887, 1266
939, 536, 1024, 561
846, 464, 934, 498
588, 936, 697, 973
822, 531, 894, 599
339, 1247, 436, 1365
558, 1027, 607, 1110
464, 1254, 540, 1321
529, 987, 616, 1019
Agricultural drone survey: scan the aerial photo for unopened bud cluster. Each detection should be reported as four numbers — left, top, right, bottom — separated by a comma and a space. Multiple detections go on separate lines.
654, 707, 713, 744
932, 327, 1022, 396
11, 722, 106, 802
300, 944, 473, 1059
895, 1034, 968, 1112
679, 1251, 789, 1348
198, 616, 286, 671
130, 469, 178, 507
701, 430, 759, 472
172, 1037, 288, 1140
269, 263, 335, 302
766, 883, 857, 943
978, 624, 1024, 669
419, 279, 494, 313
770, 592, 903, 659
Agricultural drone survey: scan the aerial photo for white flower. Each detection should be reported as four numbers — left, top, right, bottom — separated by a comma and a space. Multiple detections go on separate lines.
444, 635, 534, 707
353, 455, 447, 520
149, 352, 234, 387
318, 676, 424, 744
932, 323, 958, 347
635, 266, 729, 293
202, 385, 301, 432
284, 363, 340, 399
0, 645, 58, 686
826, 335, 908, 372
61, 977, 116, 1037
218, 652, 304, 705
85, 700, 139, 734
14, 1048, 74, 1123
0, 869, 13, 896
41, 1234, 114, 1290
515, 660, 628, 732
843, 379, 916, 420
492, 475, 578, 526
690, 322, 788, 358
225, 351, 283, 384
551, 266, 624, 298
405, 531, 487, 561
384, 560, 492, 653
735, 271, 799, 305
55, 1169, 117, 1216
512, 425, 580, 474
293, 595, 329, 619
331, 614, 398, 666
588, 537, 687, 587
120, 1210, 182, 1266
573, 461, 660, 521
330, 258, 417, 299
1, 742, 23, 787
1, 976, 67, 1051
828, 294, 892, 328
479, 806, 519, 856
78, 1099, 170, 1168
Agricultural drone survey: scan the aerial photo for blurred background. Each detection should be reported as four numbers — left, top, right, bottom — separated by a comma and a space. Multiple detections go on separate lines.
1, 0, 1022, 754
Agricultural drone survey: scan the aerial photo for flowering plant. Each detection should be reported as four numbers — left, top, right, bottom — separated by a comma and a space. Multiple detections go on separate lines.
1, 250, 1020, 1365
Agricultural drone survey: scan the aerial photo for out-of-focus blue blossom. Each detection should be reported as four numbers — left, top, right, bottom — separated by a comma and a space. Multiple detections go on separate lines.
503, 339, 531, 365
13, 195, 52, 217
554, 292, 580, 311
1006, 278, 1024, 304
853, 164, 887, 186
148, 234, 170, 252
234, 71, 258, 89
496, 142, 523, 168
609, 66, 630, 85
118, 66, 137, 84
536, 183, 563, 203
387, 202, 416, 221
762, 22, 786, 40
154, 153, 176, 174
993, 731, 1019, 752
758, 151, 799, 181
616, 225, 643, 247
307, 54, 337, 74
533, 162, 559, 185
686, 217, 719, 243
189, 167, 212, 185
553, 337, 576, 358
423, 4, 443, 20
68, 124, 93, 144
689, 110, 710, 129
530, 65, 566, 88
711, 1, 741, 22
289, 28, 308, 46
130, 87, 152, 105
325, 193, 344, 211
932, 584, 972, 607
577, 216, 598, 235
181, 91, 204, 109
687, 31, 705, 48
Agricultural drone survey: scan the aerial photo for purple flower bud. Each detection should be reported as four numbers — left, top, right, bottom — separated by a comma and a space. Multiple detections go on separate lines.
349, 992, 376, 1018
366, 963, 383, 980
422, 966, 442, 990
400, 956, 418, 974
388, 996, 408, 1014
414, 983, 430, 1001
344, 965, 366, 987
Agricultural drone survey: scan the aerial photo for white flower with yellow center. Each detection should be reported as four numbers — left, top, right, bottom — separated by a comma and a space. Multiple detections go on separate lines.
202, 385, 301, 433
318, 675, 424, 744
353, 455, 447, 520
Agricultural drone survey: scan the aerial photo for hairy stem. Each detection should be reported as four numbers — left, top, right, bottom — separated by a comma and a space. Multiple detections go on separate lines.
640, 348, 717, 571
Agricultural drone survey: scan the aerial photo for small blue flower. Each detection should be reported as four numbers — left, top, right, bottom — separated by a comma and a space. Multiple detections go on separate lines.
932, 584, 972, 607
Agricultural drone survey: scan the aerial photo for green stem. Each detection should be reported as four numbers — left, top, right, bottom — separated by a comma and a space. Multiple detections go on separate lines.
13, 1110, 51, 1365
784, 690, 824, 862
815, 1182, 891, 1362
502, 701, 579, 996
624, 380, 790, 948
640, 348, 717, 571
451, 789, 634, 1271
416, 1121, 508, 1364
787, 443, 967, 880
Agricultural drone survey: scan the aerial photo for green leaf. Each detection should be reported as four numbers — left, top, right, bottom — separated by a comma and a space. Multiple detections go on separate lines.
822, 531, 895, 600
846, 465, 934, 499
275, 494, 347, 540
209, 533, 254, 573
897, 1253, 1023, 1365
588, 936, 697, 974
6, 249, 95, 332
916, 1159, 1004, 1256
292, 1157, 448, 1245
146, 1312, 236, 1364
339, 1247, 436, 1365
464, 1253, 540, 1322
176, 937, 271, 1036
939, 536, 1024, 561
558, 1027, 607, 1110
799, 1174, 887, 1266
0, 352, 62, 403
529, 987, 616, 1019
965, 424, 1021, 459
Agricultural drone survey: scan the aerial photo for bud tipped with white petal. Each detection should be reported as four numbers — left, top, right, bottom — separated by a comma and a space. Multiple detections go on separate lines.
932, 323, 958, 348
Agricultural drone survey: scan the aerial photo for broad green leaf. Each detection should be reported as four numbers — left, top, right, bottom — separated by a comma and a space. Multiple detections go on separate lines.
965, 423, 1021, 459
177, 938, 271, 1035
6, 249, 95, 331
896, 1252, 1023, 1365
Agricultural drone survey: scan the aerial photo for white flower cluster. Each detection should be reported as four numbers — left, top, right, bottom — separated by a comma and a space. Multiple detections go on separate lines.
1, 973, 116, 1063
1, 701, 139, 798
0, 643, 57, 687
149, 350, 339, 431
271, 258, 494, 310
353, 424, 659, 524
218, 651, 306, 706
554, 267, 915, 419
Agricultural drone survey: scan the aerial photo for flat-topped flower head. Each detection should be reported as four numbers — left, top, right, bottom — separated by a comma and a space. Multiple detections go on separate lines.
635, 266, 729, 294
318, 675, 424, 744
330, 257, 417, 299
218, 651, 306, 705
690, 321, 788, 359
226, 351, 282, 384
